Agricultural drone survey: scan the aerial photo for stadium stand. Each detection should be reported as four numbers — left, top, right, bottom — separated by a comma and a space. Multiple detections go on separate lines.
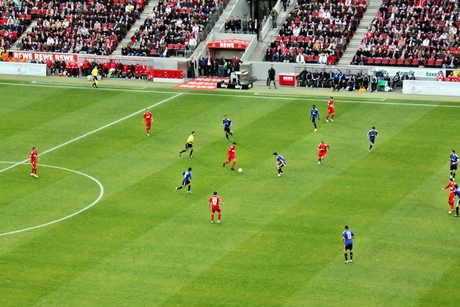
264, 0, 366, 63
0, 0, 33, 50
16, 0, 146, 55
351, 0, 460, 68
121, 0, 223, 57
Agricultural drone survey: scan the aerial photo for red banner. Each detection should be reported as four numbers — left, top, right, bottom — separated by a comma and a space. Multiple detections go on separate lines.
207, 39, 249, 50
12, 51, 78, 62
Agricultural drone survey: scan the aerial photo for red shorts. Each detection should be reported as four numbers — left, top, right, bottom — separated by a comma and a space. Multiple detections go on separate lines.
449, 195, 455, 204
318, 152, 327, 158
31, 161, 37, 166
228, 155, 236, 160
145, 121, 151, 128
327, 107, 335, 114
212, 205, 221, 213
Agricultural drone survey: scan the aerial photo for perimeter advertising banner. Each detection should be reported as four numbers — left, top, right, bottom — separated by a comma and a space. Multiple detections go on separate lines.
12, 51, 78, 62
403, 80, 460, 96
0, 62, 46, 76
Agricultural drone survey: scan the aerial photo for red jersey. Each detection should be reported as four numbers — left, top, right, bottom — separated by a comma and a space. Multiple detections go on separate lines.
318, 143, 330, 153
228, 145, 236, 157
328, 99, 335, 110
30, 149, 38, 164
208, 195, 222, 212
144, 111, 153, 123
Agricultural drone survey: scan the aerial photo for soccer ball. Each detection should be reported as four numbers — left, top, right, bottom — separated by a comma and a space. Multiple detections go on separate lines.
238, 168, 243, 173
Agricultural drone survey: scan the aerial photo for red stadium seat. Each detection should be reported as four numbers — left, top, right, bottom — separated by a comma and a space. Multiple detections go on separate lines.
411, 59, 419, 66
374, 58, 382, 65
381, 58, 389, 65
389, 58, 397, 65
367, 58, 374, 65
426, 59, 435, 67
397, 58, 404, 66
435, 59, 443, 67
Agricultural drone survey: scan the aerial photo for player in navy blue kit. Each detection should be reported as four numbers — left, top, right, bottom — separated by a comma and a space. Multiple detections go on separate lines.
368, 127, 379, 152
454, 184, 460, 217
273, 152, 286, 176
310, 105, 320, 132
222, 115, 233, 140
449, 150, 458, 180
176, 167, 192, 193
342, 225, 354, 263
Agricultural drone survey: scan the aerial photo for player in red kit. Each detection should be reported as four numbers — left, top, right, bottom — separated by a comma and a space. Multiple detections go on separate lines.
143, 108, 153, 136
208, 191, 224, 224
223, 142, 237, 170
325, 97, 335, 122
443, 178, 456, 214
30, 146, 39, 178
317, 141, 330, 164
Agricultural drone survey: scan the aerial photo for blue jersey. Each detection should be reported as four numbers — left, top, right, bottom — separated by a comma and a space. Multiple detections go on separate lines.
182, 170, 192, 182
223, 118, 232, 129
276, 155, 286, 165
455, 186, 460, 198
333, 71, 342, 81
342, 229, 354, 245
450, 154, 459, 166
310, 108, 320, 120
368, 129, 378, 141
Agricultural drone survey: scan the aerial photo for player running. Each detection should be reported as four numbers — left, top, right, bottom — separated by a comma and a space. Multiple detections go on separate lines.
317, 141, 330, 164
143, 108, 153, 136
325, 97, 335, 122
30, 146, 39, 178
179, 131, 195, 158
222, 115, 233, 140
273, 152, 286, 176
310, 105, 320, 132
176, 167, 192, 193
443, 178, 456, 214
223, 142, 237, 170
368, 127, 379, 152
208, 191, 224, 224
449, 150, 458, 180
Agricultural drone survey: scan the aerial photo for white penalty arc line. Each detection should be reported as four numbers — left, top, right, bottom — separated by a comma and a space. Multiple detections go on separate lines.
0, 162, 104, 237
0, 93, 183, 174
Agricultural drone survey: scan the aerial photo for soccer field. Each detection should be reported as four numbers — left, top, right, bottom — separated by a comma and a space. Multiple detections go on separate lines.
1, 76, 460, 306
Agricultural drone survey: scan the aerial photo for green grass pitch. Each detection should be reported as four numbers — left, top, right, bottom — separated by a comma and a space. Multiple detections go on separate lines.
1, 77, 460, 306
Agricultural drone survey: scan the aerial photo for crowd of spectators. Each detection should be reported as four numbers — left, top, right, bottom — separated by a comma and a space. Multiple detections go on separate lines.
122, 0, 223, 57
351, 0, 460, 68
265, 0, 366, 63
0, 0, 34, 50
15, 0, 146, 55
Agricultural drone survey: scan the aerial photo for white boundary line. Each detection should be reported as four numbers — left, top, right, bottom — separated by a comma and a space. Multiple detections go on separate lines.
0, 93, 183, 174
1, 80, 459, 108
0, 162, 104, 237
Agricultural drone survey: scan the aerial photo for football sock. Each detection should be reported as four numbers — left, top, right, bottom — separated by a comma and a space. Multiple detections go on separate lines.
211, 213, 214, 221
189, 150, 193, 157
350, 252, 353, 260
456, 206, 459, 215
218, 213, 221, 220
230, 131, 233, 136
177, 186, 182, 190
179, 149, 186, 154
314, 122, 317, 129
226, 134, 229, 140
454, 173, 456, 179
231, 161, 236, 169
344, 253, 348, 261
187, 186, 191, 191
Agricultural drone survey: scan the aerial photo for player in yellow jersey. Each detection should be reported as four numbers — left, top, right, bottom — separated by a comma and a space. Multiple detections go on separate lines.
179, 131, 195, 157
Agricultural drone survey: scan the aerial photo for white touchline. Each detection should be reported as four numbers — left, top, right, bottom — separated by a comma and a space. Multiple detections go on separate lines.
0, 162, 104, 237
0, 93, 183, 174
1, 81, 459, 108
